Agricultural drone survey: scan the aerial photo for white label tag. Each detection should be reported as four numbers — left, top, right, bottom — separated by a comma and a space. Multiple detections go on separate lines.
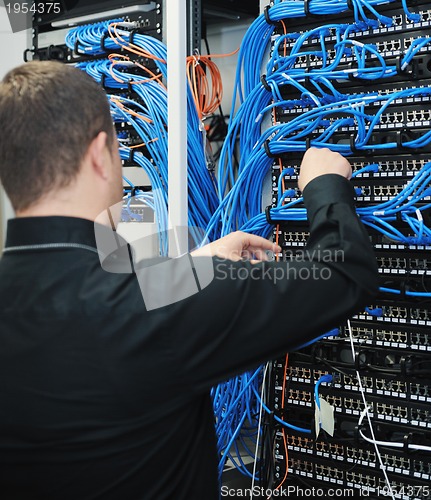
320, 398, 335, 436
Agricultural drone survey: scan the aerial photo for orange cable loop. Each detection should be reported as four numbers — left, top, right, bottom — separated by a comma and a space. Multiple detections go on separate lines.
186, 53, 224, 120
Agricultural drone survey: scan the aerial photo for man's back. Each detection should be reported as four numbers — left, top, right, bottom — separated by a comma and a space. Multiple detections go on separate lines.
0, 217, 219, 500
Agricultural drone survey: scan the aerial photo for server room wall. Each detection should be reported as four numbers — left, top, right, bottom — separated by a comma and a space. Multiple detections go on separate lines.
206, 21, 251, 113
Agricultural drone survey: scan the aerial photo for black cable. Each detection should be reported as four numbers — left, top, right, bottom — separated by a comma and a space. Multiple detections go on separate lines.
315, 356, 352, 377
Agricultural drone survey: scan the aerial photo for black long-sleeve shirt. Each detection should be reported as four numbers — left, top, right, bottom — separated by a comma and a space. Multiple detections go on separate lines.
0, 174, 378, 499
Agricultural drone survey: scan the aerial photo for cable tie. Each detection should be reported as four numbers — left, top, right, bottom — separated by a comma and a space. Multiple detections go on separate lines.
416, 208, 423, 223
400, 356, 410, 378
354, 350, 364, 371
260, 74, 272, 92
265, 205, 276, 225
306, 137, 313, 150
354, 424, 363, 445
128, 149, 135, 163
264, 5, 277, 25
100, 32, 109, 51
403, 433, 413, 454
23, 48, 34, 63
264, 140, 278, 159
304, 0, 320, 18
346, 0, 355, 11
129, 28, 140, 46
396, 128, 415, 151
265, 206, 287, 225
267, 410, 276, 425
396, 211, 403, 223
347, 62, 358, 81
400, 280, 407, 299
74, 37, 87, 57
350, 135, 361, 154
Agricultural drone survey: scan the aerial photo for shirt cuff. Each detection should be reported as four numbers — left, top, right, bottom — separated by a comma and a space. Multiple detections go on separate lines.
302, 174, 356, 218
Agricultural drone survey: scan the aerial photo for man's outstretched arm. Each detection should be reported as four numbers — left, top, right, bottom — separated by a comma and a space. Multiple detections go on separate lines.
165, 149, 379, 391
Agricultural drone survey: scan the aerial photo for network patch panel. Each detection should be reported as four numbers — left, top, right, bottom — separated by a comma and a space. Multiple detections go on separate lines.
276, 384, 431, 426
277, 423, 431, 470
275, 454, 431, 499
273, 30, 431, 76
276, 176, 431, 204
356, 302, 431, 326
29, 2, 163, 63
271, 5, 431, 45
272, 156, 431, 186
276, 359, 431, 402
340, 321, 430, 350
376, 251, 431, 275
277, 102, 431, 131
270, 3, 431, 68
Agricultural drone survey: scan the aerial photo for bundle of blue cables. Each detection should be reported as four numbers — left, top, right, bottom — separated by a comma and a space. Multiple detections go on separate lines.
68, 21, 219, 245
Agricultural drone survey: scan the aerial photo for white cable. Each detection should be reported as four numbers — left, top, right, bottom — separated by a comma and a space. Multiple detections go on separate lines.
358, 409, 431, 452
347, 319, 396, 500
250, 362, 270, 500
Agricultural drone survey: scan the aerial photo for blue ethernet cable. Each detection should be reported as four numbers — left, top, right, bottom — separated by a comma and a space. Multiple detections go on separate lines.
70, 21, 219, 237
315, 375, 333, 410
250, 381, 313, 434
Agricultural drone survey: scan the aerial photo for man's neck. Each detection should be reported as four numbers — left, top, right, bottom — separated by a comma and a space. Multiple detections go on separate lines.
16, 193, 105, 222
17, 205, 96, 221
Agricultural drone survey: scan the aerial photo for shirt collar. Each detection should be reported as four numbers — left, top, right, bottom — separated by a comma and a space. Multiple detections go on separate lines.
5, 216, 99, 249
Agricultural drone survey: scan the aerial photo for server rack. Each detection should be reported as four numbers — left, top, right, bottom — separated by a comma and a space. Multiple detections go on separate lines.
264, 2, 431, 498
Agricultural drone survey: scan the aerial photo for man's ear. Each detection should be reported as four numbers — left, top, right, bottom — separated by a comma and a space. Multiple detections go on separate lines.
88, 131, 110, 181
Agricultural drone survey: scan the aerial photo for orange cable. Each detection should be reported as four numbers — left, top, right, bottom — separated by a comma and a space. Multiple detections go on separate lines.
110, 96, 153, 124
202, 47, 239, 59
186, 54, 224, 120
129, 137, 159, 149
276, 354, 290, 491
108, 53, 165, 89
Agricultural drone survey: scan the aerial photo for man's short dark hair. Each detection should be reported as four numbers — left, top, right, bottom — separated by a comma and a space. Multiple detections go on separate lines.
0, 61, 114, 211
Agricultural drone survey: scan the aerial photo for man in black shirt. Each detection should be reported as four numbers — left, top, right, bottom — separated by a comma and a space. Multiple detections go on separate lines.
0, 61, 378, 499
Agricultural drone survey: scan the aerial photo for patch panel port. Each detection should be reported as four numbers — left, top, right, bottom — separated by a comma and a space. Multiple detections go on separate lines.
392, 14, 403, 26
420, 10, 431, 22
